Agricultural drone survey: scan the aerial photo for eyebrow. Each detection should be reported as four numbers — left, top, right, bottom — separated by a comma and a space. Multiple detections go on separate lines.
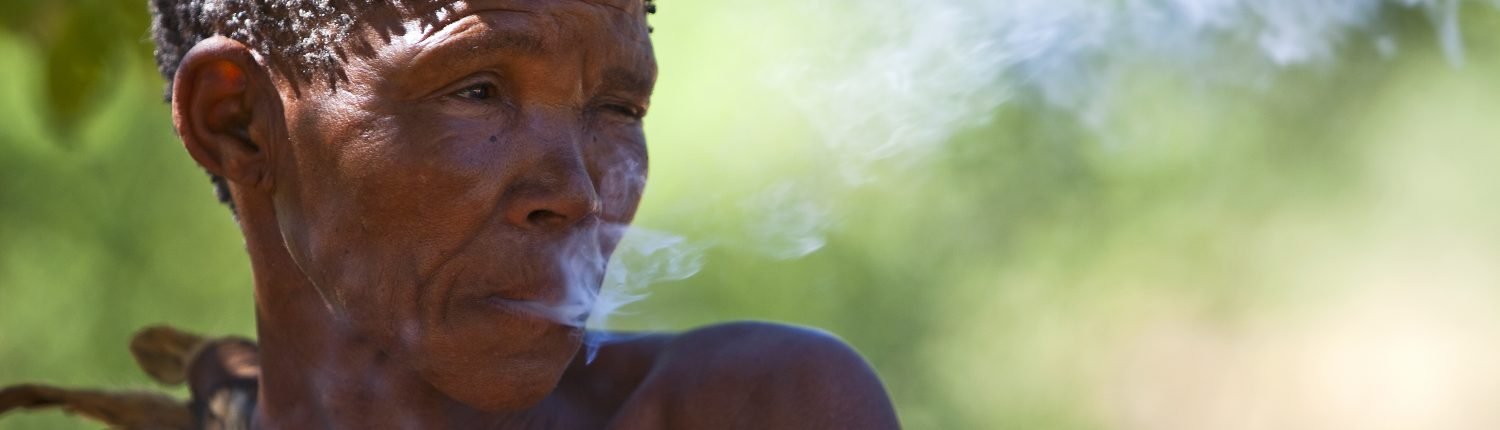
455, 29, 544, 59
600, 66, 655, 97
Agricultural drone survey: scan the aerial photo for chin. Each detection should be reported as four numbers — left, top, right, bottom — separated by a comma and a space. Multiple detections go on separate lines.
428, 365, 567, 412
411, 322, 584, 412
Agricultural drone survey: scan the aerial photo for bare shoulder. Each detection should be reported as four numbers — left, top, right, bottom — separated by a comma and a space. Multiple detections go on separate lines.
606, 321, 900, 430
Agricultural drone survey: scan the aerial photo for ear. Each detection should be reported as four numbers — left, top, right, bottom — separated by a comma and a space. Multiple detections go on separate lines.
171, 36, 281, 193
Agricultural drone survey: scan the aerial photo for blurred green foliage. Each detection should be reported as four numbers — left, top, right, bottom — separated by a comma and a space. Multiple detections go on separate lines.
1, 0, 153, 132
3, 1, 1500, 429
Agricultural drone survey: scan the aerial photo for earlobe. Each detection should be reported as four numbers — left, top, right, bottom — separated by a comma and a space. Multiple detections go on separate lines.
171, 36, 280, 193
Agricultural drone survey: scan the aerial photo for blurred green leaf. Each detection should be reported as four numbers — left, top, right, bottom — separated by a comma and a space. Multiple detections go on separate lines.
6, 0, 151, 136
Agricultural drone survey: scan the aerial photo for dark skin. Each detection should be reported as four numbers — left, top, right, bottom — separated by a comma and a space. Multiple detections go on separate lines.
170, 0, 899, 428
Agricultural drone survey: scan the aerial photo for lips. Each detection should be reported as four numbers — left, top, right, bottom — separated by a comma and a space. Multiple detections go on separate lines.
481, 280, 561, 303
433, 226, 613, 329
481, 294, 590, 327
457, 260, 603, 327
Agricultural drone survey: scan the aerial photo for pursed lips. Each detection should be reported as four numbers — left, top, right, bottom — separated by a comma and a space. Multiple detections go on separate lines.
484, 295, 592, 328
465, 256, 605, 327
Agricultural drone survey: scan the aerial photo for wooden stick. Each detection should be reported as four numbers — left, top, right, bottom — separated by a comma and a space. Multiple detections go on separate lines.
0, 383, 193, 430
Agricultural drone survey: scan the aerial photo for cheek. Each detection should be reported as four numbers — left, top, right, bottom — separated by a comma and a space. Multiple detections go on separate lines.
278, 114, 502, 340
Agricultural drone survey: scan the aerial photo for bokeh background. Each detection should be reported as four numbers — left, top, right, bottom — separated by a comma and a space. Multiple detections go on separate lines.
3, 1, 1500, 429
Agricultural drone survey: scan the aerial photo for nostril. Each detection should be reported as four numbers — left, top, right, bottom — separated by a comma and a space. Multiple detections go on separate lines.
526, 209, 567, 226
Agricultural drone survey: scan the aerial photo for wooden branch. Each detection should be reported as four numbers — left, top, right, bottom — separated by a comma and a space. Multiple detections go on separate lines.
0, 383, 193, 430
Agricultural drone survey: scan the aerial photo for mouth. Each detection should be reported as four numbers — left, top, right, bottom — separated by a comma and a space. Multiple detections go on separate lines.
481, 294, 591, 328
445, 230, 612, 329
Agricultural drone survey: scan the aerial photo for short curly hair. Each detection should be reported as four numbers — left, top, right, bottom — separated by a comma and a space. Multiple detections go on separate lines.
148, 0, 656, 214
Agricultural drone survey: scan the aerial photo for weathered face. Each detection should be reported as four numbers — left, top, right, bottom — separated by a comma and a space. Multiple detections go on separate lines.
267, 0, 655, 411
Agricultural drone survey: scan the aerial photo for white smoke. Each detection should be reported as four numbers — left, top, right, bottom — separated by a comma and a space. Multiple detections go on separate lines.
740, 181, 833, 260
532, 223, 704, 363
775, 0, 1476, 143
740, 0, 1488, 257
580, 226, 703, 362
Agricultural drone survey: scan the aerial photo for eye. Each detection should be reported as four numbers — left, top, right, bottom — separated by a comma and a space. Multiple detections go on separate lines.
602, 103, 646, 120
453, 82, 497, 101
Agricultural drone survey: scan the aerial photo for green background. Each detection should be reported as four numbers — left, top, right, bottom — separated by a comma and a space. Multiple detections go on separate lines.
4, 1, 1500, 429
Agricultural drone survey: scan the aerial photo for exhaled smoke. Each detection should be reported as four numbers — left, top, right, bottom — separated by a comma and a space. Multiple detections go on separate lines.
775, 0, 1478, 145
742, 0, 1492, 258
741, 181, 833, 260
539, 224, 704, 363
584, 226, 704, 361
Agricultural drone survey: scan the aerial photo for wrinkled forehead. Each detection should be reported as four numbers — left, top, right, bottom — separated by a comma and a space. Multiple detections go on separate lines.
329, 0, 653, 63
373, 0, 650, 35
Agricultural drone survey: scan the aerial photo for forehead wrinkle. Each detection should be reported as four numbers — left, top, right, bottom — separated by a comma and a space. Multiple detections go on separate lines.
410, 0, 642, 37
418, 5, 535, 40
575, 0, 635, 15
400, 11, 548, 74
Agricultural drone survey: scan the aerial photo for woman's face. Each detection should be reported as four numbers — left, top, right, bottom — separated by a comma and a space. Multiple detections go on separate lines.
267, 0, 656, 411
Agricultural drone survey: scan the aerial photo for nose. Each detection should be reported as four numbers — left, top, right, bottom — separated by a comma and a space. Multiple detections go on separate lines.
502, 160, 599, 231
500, 147, 600, 232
